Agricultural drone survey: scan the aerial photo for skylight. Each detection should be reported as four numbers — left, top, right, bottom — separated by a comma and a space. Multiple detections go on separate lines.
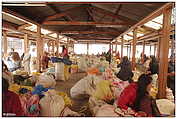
123, 34, 132, 41
49, 33, 57, 38
144, 14, 163, 30
41, 28, 51, 35
25, 24, 37, 32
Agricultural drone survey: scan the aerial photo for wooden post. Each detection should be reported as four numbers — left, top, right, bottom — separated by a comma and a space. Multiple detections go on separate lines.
150, 45, 152, 56
56, 34, 59, 56
158, 7, 172, 98
36, 26, 43, 72
121, 36, 124, 58
129, 44, 131, 60
127, 45, 129, 59
112, 44, 114, 54
132, 28, 137, 70
24, 34, 29, 53
3, 31, 8, 56
52, 40, 55, 55
154, 44, 156, 56
142, 41, 145, 63
87, 43, 89, 55
156, 38, 161, 61
115, 41, 117, 53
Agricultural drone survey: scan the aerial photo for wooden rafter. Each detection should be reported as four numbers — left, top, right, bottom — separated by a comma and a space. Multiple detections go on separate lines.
43, 21, 129, 26
46, 4, 73, 21
115, 3, 173, 41
113, 4, 122, 22
43, 6, 82, 22
59, 31, 121, 35
89, 5, 136, 25
71, 36, 113, 40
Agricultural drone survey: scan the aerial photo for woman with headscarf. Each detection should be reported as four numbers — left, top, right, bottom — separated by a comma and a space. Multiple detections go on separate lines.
148, 56, 159, 75
116, 56, 133, 82
116, 74, 153, 116
41, 51, 50, 70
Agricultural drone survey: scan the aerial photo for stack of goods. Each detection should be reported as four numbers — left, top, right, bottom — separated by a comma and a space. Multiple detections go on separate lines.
35, 73, 56, 88
156, 99, 175, 116
9, 83, 33, 94
13, 69, 28, 76
166, 88, 174, 103
78, 56, 88, 72
55, 62, 65, 81
70, 64, 78, 74
19, 91, 40, 117
57, 92, 72, 106
39, 90, 65, 117
70, 74, 102, 99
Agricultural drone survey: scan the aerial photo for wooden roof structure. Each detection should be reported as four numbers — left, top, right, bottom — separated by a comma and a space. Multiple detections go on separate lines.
2, 2, 168, 44
1, 2, 176, 99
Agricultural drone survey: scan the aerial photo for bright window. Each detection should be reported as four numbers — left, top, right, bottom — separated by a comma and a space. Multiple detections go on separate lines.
74, 44, 87, 54
144, 14, 163, 30
89, 44, 109, 55
7, 37, 24, 56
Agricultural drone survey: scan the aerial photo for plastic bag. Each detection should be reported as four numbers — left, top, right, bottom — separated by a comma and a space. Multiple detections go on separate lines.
20, 94, 40, 117
93, 80, 113, 101
95, 104, 119, 117
78, 56, 88, 72
39, 90, 65, 117
70, 75, 101, 99
156, 99, 175, 116
35, 73, 56, 88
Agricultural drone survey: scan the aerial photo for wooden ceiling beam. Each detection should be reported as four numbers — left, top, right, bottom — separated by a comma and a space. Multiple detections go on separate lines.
115, 3, 173, 41
46, 4, 73, 21
71, 37, 113, 40
89, 5, 136, 25
43, 21, 128, 26
43, 6, 82, 22
2, 8, 40, 26
113, 4, 122, 22
59, 31, 121, 35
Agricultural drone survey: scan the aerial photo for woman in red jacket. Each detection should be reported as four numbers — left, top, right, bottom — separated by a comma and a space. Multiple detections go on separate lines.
2, 78, 24, 117
116, 74, 152, 114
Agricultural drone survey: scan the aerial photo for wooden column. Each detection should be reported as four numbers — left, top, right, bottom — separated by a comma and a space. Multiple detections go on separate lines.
132, 28, 137, 70
112, 44, 114, 54
156, 38, 161, 61
24, 34, 29, 53
36, 26, 43, 72
129, 44, 131, 60
150, 45, 152, 56
115, 41, 117, 53
121, 36, 124, 58
3, 31, 8, 56
56, 34, 59, 56
52, 40, 55, 54
127, 45, 129, 59
158, 7, 172, 98
142, 41, 145, 63
154, 44, 156, 56
87, 43, 89, 55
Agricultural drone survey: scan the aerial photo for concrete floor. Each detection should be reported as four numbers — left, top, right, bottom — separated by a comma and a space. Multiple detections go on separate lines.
55, 72, 92, 117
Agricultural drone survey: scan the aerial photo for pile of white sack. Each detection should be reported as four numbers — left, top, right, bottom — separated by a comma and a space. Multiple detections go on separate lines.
35, 73, 56, 88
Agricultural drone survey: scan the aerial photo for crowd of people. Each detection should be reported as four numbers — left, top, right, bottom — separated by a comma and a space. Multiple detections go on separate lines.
2, 46, 175, 117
